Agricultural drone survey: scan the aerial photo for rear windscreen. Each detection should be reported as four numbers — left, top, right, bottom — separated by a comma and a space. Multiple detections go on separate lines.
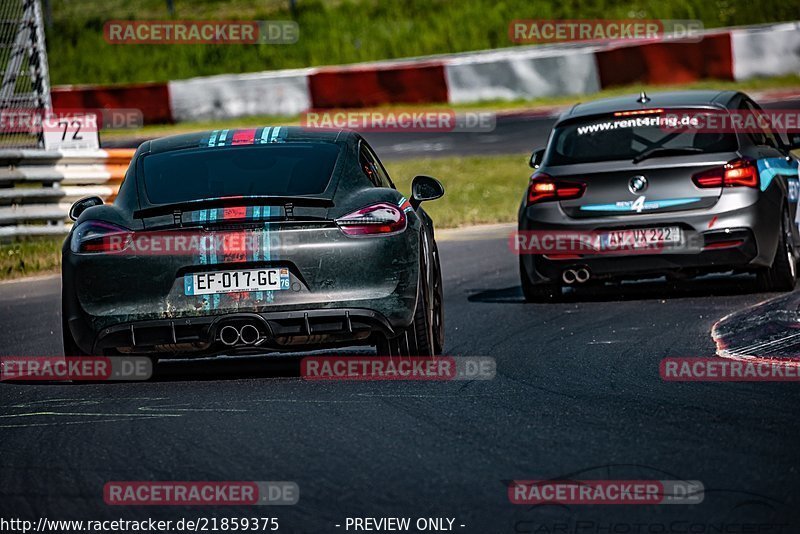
547, 110, 739, 165
142, 143, 340, 204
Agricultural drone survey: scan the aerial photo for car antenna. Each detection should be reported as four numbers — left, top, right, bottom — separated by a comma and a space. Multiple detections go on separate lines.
637, 90, 650, 104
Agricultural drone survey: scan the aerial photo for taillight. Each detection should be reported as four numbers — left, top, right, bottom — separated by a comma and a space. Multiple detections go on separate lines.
527, 173, 585, 204
335, 203, 407, 236
70, 221, 132, 253
692, 158, 759, 189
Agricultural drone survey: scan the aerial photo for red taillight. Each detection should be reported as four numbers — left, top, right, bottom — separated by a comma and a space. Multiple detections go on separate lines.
70, 221, 132, 254
527, 173, 585, 205
692, 158, 759, 189
335, 203, 407, 236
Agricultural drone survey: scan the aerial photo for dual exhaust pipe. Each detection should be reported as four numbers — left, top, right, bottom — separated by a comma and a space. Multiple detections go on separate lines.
562, 267, 590, 285
219, 324, 262, 346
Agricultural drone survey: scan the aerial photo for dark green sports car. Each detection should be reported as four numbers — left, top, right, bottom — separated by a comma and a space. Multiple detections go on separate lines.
62, 127, 445, 358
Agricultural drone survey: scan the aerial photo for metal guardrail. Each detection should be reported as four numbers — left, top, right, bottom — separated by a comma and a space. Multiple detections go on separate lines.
0, 148, 134, 238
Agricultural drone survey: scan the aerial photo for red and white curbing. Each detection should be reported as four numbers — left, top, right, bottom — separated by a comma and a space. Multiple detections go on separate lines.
51, 21, 800, 124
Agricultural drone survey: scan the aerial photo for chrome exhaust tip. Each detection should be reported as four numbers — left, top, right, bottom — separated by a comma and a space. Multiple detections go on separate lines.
239, 324, 261, 345
575, 268, 590, 284
562, 269, 577, 284
220, 325, 240, 346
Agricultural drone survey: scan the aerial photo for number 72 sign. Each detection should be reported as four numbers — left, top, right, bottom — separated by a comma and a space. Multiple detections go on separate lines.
42, 113, 100, 150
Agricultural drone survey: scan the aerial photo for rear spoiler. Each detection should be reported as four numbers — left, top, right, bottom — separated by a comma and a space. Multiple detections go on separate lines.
133, 196, 334, 219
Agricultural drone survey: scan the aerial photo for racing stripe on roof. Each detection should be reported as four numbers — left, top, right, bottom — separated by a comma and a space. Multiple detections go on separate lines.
398, 196, 413, 213
270, 126, 282, 142
204, 131, 219, 147
232, 128, 257, 145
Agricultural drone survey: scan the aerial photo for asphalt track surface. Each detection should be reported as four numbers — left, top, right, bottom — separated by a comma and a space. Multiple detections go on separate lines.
1, 232, 799, 532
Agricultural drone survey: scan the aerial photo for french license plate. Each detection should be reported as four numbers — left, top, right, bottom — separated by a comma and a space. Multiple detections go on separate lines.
184, 268, 290, 295
600, 226, 682, 249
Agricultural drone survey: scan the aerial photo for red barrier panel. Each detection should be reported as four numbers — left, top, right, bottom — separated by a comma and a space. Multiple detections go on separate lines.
595, 33, 734, 88
51, 82, 172, 124
309, 62, 448, 108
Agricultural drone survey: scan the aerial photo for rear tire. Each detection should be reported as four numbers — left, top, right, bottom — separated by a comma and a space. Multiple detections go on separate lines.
409, 266, 435, 356
431, 248, 445, 355
62, 315, 90, 357
520, 258, 561, 302
757, 207, 797, 292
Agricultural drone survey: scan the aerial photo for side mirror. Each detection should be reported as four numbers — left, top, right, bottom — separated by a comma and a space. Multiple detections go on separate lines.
69, 196, 103, 221
410, 175, 445, 209
529, 148, 545, 169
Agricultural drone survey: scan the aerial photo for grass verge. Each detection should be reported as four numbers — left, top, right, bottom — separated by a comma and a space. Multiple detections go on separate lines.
48, 0, 800, 85
386, 153, 529, 228
0, 237, 64, 281
0, 153, 528, 280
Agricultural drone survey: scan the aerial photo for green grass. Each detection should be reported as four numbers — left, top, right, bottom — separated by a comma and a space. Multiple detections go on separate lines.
47, 0, 800, 85
386, 153, 530, 228
0, 237, 64, 281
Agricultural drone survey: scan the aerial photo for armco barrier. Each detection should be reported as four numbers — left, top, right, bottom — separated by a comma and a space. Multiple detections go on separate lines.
169, 68, 313, 121
732, 22, 800, 81
595, 32, 734, 87
51, 82, 172, 124
444, 47, 601, 104
308, 62, 449, 108
0, 149, 134, 238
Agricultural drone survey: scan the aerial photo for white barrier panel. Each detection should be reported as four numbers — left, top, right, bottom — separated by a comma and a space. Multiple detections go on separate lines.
168, 68, 313, 121
444, 47, 601, 104
732, 22, 800, 81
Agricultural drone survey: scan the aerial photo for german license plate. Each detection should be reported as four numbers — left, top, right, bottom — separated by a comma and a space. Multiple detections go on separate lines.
184, 268, 290, 295
599, 226, 682, 249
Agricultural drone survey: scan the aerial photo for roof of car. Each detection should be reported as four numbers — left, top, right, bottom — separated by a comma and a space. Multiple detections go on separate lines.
140, 126, 350, 155
560, 90, 741, 122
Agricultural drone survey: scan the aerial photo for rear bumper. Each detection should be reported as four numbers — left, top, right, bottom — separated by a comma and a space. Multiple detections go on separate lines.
518, 191, 780, 283
523, 228, 759, 282
66, 308, 396, 356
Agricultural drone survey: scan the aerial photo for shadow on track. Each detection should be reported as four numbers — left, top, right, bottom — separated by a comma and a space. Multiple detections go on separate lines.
468, 273, 773, 304
150, 347, 381, 382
